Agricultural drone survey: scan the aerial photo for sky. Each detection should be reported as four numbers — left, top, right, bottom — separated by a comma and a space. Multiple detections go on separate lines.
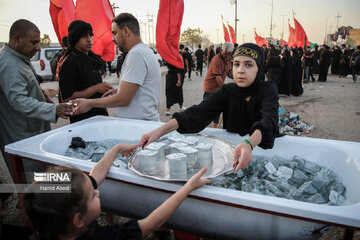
0, 0, 359, 45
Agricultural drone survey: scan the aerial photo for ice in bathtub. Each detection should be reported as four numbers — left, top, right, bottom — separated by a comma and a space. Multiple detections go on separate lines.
65, 138, 132, 167
210, 155, 347, 205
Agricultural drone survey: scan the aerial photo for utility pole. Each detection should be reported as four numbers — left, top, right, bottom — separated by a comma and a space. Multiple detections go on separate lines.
269, 0, 273, 38
140, 21, 145, 40
335, 12, 341, 31
280, 14, 287, 39
110, 3, 119, 14
146, 12, 155, 46
141, 22, 147, 44
324, 17, 328, 44
234, 0, 238, 43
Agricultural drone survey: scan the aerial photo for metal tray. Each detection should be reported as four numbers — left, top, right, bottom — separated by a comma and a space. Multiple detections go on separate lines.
128, 134, 235, 181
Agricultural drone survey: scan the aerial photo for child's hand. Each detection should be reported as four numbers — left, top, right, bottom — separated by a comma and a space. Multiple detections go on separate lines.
115, 143, 139, 157
233, 141, 252, 173
184, 168, 211, 191
139, 130, 162, 149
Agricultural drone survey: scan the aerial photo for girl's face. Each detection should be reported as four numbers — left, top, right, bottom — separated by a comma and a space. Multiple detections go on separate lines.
81, 175, 101, 223
232, 55, 258, 88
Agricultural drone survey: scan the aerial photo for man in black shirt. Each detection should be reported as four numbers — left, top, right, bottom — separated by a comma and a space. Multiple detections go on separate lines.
318, 45, 331, 82
59, 20, 113, 123
184, 47, 193, 80
194, 44, 204, 77
350, 45, 360, 82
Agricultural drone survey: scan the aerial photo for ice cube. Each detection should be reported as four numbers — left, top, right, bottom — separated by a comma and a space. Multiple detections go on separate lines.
299, 181, 318, 195
91, 153, 104, 162
329, 190, 346, 206
178, 146, 198, 169
271, 155, 289, 168
307, 193, 326, 204
311, 173, 331, 191
276, 166, 293, 181
265, 162, 277, 175
146, 142, 166, 151
167, 153, 187, 179
168, 142, 188, 154
137, 150, 159, 174
289, 169, 309, 187
195, 143, 213, 168
264, 180, 284, 197
146, 142, 166, 165
302, 160, 322, 175
179, 136, 200, 145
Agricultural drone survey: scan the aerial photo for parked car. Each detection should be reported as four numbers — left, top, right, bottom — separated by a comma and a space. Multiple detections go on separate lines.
31, 47, 62, 81
149, 47, 165, 66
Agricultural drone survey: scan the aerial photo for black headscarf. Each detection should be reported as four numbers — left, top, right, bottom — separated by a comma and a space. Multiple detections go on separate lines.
64, 20, 105, 71
224, 43, 265, 97
68, 20, 93, 48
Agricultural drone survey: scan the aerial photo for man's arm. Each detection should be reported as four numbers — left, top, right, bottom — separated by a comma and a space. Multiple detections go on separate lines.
215, 75, 224, 87
62, 82, 113, 102
91, 81, 138, 108
73, 81, 139, 115
0, 65, 57, 122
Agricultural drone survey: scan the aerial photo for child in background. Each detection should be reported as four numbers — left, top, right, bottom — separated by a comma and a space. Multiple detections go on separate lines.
23, 143, 211, 239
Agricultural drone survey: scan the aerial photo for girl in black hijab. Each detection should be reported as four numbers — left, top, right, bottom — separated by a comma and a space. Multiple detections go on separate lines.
140, 43, 279, 172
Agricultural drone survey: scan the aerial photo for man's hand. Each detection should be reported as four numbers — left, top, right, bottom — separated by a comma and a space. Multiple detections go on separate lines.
56, 103, 74, 119
72, 99, 93, 115
102, 88, 117, 98
95, 82, 113, 94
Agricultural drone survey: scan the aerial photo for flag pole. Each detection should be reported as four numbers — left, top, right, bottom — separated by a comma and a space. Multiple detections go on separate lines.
235, 0, 238, 43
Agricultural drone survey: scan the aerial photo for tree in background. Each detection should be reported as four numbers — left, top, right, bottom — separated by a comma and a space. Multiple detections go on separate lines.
40, 34, 51, 47
180, 28, 203, 51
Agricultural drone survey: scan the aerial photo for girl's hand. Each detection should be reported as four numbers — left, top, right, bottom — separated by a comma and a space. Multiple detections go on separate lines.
115, 143, 139, 157
139, 129, 162, 149
233, 142, 253, 173
184, 168, 211, 191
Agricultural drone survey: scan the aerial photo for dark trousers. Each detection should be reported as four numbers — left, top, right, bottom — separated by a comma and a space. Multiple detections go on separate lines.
197, 60, 203, 76
318, 64, 330, 82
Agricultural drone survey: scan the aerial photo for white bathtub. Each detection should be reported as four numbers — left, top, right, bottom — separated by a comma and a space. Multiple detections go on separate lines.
5, 116, 360, 239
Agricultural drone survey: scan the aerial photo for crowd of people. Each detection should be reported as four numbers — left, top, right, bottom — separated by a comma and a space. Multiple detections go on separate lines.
263, 43, 360, 97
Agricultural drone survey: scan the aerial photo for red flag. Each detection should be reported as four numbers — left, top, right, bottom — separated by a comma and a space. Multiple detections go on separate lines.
49, 0, 75, 44
254, 30, 268, 47
281, 39, 288, 47
221, 16, 230, 42
293, 16, 309, 48
75, 0, 115, 62
227, 22, 236, 44
156, 0, 184, 69
288, 23, 297, 48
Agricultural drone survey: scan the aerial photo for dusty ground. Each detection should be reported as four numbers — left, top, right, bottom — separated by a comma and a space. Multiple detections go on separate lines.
1, 69, 359, 239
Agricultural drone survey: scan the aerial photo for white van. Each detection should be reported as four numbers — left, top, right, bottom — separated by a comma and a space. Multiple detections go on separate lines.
31, 47, 62, 81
